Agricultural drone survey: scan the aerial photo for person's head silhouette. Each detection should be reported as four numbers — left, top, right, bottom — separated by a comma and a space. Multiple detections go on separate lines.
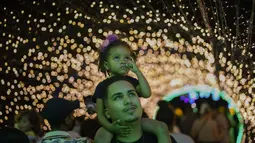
0, 126, 30, 143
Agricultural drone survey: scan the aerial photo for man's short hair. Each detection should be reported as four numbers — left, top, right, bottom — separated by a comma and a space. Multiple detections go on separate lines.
41, 98, 80, 128
101, 76, 138, 103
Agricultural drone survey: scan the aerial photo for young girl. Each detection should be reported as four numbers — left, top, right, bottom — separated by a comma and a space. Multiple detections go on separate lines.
15, 109, 42, 143
93, 34, 171, 143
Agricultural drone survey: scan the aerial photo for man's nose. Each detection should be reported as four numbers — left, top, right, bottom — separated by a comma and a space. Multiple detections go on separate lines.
124, 96, 131, 105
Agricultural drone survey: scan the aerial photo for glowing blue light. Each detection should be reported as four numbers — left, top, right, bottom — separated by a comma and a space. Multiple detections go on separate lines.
199, 91, 210, 98
189, 91, 198, 100
154, 84, 243, 143
212, 88, 220, 101
189, 99, 195, 104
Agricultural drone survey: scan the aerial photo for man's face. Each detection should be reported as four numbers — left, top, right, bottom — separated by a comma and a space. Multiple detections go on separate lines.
104, 80, 142, 124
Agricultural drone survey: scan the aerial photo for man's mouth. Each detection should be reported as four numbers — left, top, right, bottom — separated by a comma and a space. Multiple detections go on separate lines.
123, 105, 137, 112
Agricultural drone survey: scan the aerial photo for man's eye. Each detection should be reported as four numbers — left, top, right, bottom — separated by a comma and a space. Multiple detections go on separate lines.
129, 93, 136, 96
114, 96, 122, 100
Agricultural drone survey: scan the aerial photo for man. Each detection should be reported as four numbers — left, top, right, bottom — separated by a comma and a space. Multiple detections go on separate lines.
191, 103, 220, 143
179, 105, 197, 136
156, 100, 195, 143
40, 98, 92, 143
95, 77, 171, 143
212, 106, 230, 143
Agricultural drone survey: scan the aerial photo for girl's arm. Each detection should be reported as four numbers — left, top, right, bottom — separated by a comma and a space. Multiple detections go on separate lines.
96, 99, 114, 132
141, 118, 172, 143
127, 59, 151, 98
135, 70, 151, 98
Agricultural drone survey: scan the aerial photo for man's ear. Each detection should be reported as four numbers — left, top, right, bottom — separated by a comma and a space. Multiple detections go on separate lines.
104, 108, 110, 119
64, 116, 69, 125
104, 61, 109, 71
64, 115, 72, 125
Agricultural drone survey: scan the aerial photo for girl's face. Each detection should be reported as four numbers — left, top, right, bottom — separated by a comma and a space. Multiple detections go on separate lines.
104, 45, 132, 76
17, 116, 32, 133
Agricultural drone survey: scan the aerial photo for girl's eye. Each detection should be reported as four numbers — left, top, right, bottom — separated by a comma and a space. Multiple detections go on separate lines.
113, 56, 119, 60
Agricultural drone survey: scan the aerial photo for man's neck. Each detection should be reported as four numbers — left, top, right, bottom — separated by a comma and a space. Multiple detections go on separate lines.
116, 120, 143, 142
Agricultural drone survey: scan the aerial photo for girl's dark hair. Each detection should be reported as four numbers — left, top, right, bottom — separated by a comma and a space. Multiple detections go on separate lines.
15, 109, 42, 135
98, 39, 137, 76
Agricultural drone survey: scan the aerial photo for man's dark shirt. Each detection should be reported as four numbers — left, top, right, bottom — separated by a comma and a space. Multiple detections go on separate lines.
110, 132, 177, 143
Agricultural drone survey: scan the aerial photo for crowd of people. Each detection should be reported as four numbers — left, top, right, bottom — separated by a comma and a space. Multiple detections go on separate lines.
0, 35, 237, 143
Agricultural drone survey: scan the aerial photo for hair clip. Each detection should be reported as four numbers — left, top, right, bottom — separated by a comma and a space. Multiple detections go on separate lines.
101, 34, 119, 52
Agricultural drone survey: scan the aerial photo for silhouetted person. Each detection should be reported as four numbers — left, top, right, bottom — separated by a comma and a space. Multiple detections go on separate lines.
156, 100, 195, 143
0, 126, 29, 143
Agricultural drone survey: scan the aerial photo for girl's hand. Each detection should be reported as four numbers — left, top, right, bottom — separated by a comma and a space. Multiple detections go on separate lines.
110, 119, 132, 136
126, 57, 140, 74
